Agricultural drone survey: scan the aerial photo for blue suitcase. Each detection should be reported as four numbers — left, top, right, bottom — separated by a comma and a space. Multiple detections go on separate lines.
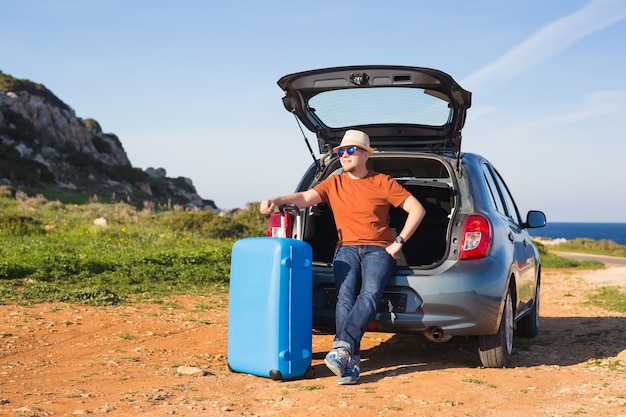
228, 226, 313, 380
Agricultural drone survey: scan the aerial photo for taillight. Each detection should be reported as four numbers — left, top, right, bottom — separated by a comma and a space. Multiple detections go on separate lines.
267, 212, 293, 237
459, 214, 491, 260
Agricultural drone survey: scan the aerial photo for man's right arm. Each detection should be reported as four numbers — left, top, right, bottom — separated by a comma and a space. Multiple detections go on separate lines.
260, 189, 323, 214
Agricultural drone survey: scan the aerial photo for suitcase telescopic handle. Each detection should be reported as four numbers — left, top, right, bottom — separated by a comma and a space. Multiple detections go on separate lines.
278, 204, 302, 240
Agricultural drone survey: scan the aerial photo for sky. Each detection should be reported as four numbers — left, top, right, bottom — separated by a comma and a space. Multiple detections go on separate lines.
1, 0, 625, 222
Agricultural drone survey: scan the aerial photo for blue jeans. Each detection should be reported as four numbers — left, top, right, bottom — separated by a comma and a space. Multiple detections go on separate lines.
332, 245, 396, 359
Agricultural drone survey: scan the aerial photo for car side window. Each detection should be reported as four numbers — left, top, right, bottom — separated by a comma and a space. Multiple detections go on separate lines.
492, 169, 522, 224
482, 164, 504, 214
482, 163, 521, 224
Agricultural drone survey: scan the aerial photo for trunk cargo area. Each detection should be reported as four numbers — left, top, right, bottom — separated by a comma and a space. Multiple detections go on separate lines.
303, 157, 454, 268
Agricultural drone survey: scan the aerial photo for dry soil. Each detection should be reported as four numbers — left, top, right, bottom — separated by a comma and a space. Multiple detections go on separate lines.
1, 265, 625, 417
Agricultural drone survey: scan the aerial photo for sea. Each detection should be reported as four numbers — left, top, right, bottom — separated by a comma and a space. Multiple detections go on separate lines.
529, 222, 626, 246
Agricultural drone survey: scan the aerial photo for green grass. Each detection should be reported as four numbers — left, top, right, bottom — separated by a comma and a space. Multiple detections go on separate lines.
587, 286, 626, 313
550, 238, 626, 258
586, 358, 626, 373
534, 241, 606, 269
1, 189, 623, 306
0, 224, 234, 305
0, 191, 268, 305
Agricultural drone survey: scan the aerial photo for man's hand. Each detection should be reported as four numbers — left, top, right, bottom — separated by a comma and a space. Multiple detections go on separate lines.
385, 242, 404, 260
259, 199, 276, 214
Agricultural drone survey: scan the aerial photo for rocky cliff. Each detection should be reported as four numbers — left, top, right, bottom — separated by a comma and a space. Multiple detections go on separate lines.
0, 71, 217, 210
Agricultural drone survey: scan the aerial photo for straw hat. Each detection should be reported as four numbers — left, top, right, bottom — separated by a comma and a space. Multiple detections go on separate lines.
332, 130, 374, 154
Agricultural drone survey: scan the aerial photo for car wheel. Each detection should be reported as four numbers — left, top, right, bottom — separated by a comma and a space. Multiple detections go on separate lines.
478, 288, 513, 368
516, 281, 540, 338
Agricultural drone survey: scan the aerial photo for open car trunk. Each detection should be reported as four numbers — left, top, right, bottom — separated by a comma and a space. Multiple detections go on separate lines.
302, 155, 455, 268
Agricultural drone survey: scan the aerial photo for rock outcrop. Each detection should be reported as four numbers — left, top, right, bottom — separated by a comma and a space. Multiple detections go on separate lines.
0, 71, 217, 210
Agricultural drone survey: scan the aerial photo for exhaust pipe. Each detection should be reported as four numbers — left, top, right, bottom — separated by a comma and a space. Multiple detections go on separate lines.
424, 326, 453, 343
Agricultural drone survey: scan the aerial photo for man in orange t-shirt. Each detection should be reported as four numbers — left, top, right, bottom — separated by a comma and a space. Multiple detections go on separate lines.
260, 130, 425, 384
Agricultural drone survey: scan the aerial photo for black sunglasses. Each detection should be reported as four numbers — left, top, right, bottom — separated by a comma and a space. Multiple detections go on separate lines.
336, 146, 361, 157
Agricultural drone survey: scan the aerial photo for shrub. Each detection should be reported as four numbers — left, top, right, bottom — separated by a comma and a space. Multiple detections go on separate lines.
0, 214, 43, 236
161, 211, 257, 240
91, 135, 112, 154
552, 238, 626, 258
233, 203, 270, 237
0, 71, 70, 111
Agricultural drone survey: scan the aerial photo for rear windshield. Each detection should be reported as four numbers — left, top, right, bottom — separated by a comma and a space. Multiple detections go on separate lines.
308, 87, 452, 128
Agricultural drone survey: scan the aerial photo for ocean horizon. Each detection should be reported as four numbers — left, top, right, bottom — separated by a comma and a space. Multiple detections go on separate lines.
529, 222, 626, 246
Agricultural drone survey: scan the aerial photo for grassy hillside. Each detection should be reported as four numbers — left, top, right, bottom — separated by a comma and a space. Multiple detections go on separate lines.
0, 187, 268, 305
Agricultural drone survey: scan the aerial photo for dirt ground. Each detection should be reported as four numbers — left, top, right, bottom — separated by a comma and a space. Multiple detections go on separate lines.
1, 265, 625, 417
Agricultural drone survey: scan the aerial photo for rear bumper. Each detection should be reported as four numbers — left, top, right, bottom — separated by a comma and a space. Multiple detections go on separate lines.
312, 257, 509, 336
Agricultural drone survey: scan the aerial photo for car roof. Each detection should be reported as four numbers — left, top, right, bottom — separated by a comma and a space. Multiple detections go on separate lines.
278, 65, 472, 154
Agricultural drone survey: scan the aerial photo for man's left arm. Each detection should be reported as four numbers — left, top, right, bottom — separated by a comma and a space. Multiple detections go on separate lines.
386, 195, 426, 259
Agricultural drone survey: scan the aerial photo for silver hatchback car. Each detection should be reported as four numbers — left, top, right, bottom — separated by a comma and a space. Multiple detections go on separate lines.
273, 65, 547, 368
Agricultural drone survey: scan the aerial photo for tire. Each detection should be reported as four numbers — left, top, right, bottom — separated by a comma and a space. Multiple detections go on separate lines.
516, 281, 540, 338
478, 289, 513, 368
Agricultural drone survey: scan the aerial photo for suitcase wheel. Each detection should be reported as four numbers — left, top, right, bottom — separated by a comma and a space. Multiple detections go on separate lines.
269, 370, 283, 381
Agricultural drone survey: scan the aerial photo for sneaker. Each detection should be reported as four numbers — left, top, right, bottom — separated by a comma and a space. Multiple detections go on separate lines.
324, 348, 351, 377
337, 358, 360, 385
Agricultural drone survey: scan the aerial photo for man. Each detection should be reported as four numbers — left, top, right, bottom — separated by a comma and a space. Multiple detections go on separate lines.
260, 129, 425, 384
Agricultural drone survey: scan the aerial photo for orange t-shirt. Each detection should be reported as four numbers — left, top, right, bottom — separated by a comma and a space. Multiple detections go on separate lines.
313, 171, 411, 247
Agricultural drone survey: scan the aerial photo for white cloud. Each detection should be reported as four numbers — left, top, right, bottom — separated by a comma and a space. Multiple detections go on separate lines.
501, 89, 626, 141
462, 0, 626, 92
